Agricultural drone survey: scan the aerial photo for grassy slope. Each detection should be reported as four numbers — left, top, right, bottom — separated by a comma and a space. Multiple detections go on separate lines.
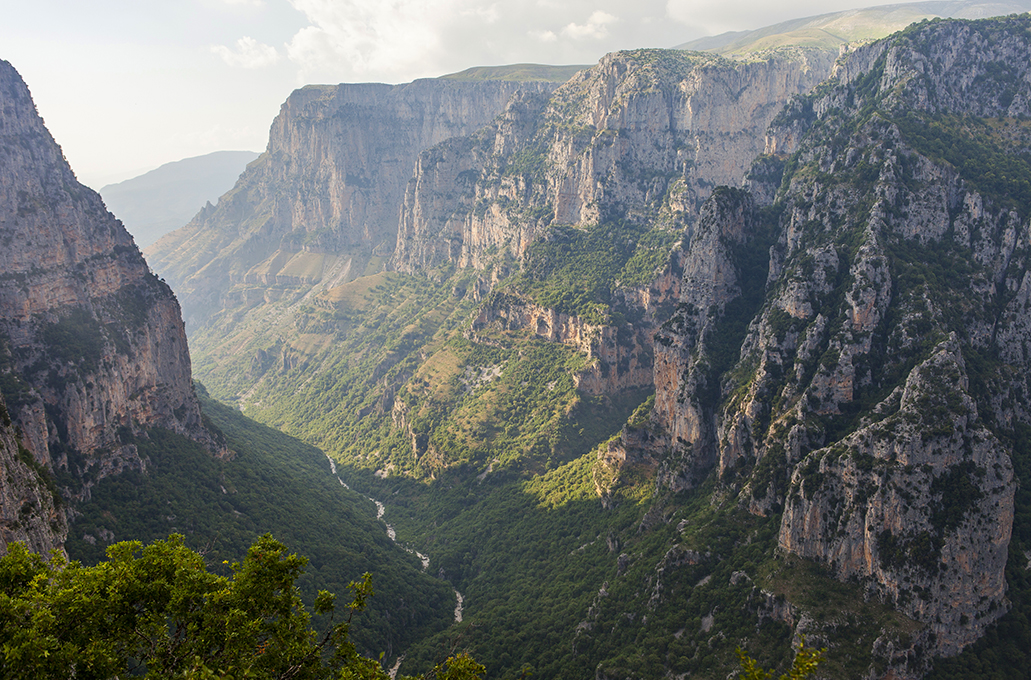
676, 1, 1031, 56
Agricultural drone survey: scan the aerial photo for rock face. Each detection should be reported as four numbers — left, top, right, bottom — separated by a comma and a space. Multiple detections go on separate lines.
0, 394, 65, 555
779, 339, 1013, 655
393, 48, 835, 275
470, 293, 655, 395
391, 49, 835, 401
0, 59, 219, 541
651, 187, 769, 490
146, 78, 561, 327
649, 15, 1031, 661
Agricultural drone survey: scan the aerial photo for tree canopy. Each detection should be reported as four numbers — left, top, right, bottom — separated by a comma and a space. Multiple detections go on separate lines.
0, 533, 483, 680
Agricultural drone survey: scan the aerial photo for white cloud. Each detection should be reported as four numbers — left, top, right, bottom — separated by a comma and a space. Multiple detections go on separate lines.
531, 29, 559, 42
278, 0, 703, 84
221, 0, 264, 5
286, 0, 456, 78
461, 3, 501, 23
561, 10, 618, 40
212, 36, 280, 68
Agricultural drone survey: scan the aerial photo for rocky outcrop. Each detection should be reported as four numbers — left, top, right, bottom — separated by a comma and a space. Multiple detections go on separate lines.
393, 48, 835, 274
0, 394, 65, 556
780, 339, 1013, 656
647, 15, 1031, 662
651, 187, 769, 490
391, 49, 834, 407
146, 78, 561, 327
0, 59, 220, 515
470, 293, 654, 395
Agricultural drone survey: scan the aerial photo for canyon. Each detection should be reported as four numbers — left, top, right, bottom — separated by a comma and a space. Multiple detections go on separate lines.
5, 7, 1031, 679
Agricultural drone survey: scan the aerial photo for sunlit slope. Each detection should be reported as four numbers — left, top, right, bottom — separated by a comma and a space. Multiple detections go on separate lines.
677, 0, 1031, 56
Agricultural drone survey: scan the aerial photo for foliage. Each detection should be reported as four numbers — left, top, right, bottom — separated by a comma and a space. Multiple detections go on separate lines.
894, 113, 1031, 218
510, 221, 677, 323
737, 639, 823, 680
39, 307, 106, 373
0, 534, 484, 680
184, 248, 914, 679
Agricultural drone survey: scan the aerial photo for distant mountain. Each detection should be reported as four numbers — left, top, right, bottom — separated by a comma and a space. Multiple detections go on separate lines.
677, 0, 1031, 55
100, 150, 259, 248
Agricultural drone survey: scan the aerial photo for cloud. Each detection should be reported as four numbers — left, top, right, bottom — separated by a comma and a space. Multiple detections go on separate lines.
286, 0, 453, 78
531, 29, 559, 43
212, 36, 280, 68
460, 3, 501, 23
279, 0, 706, 84
561, 10, 618, 40
221, 0, 264, 5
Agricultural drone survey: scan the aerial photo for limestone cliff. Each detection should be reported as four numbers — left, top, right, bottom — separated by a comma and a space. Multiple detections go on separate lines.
393, 48, 835, 275
651, 187, 769, 491
146, 78, 560, 327
470, 292, 655, 395
0, 394, 65, 555
390, 49, 835, 403
647, 15, 1031, 663
779, 338, 1013, 656
0, 59, 219, 525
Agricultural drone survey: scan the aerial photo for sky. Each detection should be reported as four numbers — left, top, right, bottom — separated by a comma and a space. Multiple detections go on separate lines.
0, 0, 904, 189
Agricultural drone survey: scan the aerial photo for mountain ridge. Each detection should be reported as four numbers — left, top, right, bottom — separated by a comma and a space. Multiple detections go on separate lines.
100, 150, 260, 248
0, 59, 224, 533
676, 0, 1031, 56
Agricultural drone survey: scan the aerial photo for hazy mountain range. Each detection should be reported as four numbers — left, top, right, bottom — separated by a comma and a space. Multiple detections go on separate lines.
100, 150, 259, 248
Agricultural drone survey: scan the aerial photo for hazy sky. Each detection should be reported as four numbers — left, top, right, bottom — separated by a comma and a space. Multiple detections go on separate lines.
0, 0, 903, 189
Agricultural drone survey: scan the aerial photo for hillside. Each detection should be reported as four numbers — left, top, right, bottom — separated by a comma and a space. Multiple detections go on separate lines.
440, 64, 589, 82
100, 150, 259, 248
677, 0, 1031, 56
65, 386, 457, 662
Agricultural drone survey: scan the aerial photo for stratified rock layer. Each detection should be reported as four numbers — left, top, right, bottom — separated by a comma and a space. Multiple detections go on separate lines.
394, 48, 835, 274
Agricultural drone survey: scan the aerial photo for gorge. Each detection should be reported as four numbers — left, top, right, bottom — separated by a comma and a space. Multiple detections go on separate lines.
5, 6, 1031, 680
